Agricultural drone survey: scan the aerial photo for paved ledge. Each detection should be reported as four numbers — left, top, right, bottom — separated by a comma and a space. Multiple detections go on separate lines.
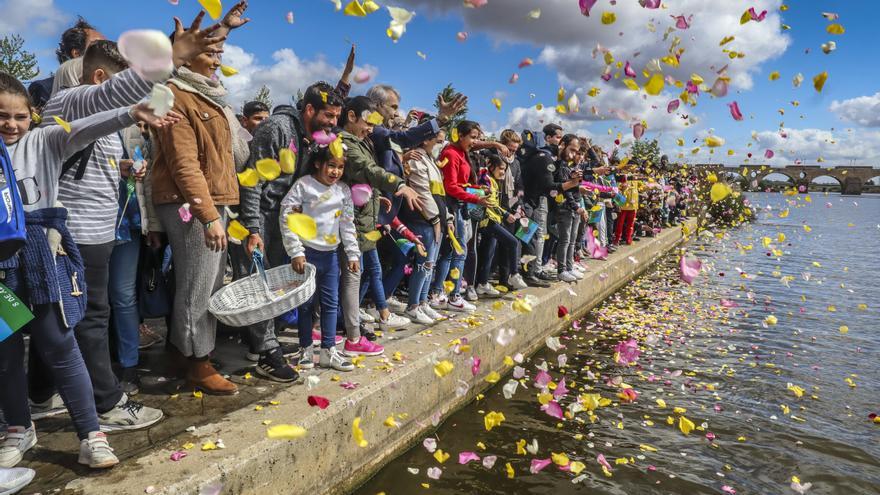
64, 221, 693, 495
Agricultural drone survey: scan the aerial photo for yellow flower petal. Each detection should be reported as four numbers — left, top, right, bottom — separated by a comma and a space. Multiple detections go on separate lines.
53, 115, 71, 133
433, 360, 454, 377
255, 158, 281, 181
352, 417, 368, 447
286, 213, 318, 240
198, 0, 223, 20
266, 424, 307, 440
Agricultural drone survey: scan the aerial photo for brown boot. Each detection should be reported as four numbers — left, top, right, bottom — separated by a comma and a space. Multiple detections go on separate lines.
187, 357, 238, 395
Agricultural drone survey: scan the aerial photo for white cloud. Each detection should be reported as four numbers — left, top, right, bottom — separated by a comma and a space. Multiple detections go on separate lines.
0, 0, 68, 37
393, 0, 789, 136
220, 44, 379, 111
829, 92, 880, 127
676, 127, 880, 167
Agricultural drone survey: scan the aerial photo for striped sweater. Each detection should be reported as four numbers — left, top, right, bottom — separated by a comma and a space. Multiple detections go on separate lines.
40, 69, 156, 244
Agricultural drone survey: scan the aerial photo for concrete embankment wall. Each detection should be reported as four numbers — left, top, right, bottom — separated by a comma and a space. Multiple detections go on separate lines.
68, 221, 694, 495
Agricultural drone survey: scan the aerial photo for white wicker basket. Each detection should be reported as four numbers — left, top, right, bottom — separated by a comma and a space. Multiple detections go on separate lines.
209, 258, 316, 328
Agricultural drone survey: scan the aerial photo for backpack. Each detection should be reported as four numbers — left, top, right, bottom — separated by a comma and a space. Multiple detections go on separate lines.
0, 141, 26, 261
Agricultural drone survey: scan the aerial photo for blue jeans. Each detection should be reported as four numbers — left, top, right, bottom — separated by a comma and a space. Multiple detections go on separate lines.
0, 304, 99, 440
359, 248, 387, 310
297, 247, 340, 349
109, 237, 141, 368
432, 209, 468, 297
382, 238, 408, 301
407, 222, 439, 307
478, 222, 520, 285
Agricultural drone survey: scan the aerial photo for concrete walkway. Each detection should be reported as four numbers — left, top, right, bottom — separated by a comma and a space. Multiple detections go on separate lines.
27, 222, 691, 495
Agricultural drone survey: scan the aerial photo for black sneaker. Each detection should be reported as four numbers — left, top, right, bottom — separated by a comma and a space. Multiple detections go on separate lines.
246, 342, 300, 362
360, 322, 378, 342
537, 271, 557, 281
255, 348, 299, 383
524, 275, 551, 288
120, 368, 139, 396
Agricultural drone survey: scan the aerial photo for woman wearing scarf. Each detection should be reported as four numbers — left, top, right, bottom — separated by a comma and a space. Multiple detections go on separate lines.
149, 47, 251, 395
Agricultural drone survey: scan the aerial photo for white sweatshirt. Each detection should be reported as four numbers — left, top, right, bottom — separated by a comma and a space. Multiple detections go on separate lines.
279, 175, 360, 262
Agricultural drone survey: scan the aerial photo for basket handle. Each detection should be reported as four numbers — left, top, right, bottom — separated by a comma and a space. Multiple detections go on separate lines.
251, 249, 280, 302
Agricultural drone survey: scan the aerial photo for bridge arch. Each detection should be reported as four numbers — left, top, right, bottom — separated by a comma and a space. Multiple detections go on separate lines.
809, 174, 842, 192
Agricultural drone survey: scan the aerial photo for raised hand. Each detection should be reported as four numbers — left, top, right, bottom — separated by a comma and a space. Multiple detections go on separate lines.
437, 93, 468, 123
171, 12, 226, 68
220, 0, 251, 30
340, 45, 356, 85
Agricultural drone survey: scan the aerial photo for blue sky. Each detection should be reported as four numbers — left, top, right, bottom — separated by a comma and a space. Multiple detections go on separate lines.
5, 0, 879, 172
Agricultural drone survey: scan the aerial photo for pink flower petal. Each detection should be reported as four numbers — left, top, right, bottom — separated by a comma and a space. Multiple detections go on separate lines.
624, 61, 636, 78
764, 149, 774, 159
534, 370, 551, 388
530, 458, 552, 474
597, 453, 613, 471
458, 451, 481, 464
471, 357, 481, 376
667, 99, 680, 113
680, 253, 702, 284
579, 0, 598, 16
749, 8, 767, 22
671, 15, 690, 29
542, 400, 564, 419
552, 378, 568, 399
307, 395, 330, 409
728, 101, 744, 121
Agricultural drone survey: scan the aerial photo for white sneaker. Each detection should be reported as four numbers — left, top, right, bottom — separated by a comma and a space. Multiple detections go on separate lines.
572, 264, 586, 274
429, 293, 448, 310
476, 283, 500, 297
358, 308, 376, 323
508, 274, 528, 290
0, 466, 35, 494
447, 295, 476, 312
405, 306, 434, 325
542, 260, 556, 273
97, 394, 163, 432
298, 345, 316, 369
385, 296, 408, 314
319, 346, 355, 371
465, 286, 478, 302
78, 431, 118, 469
0, 425, 36, 468
571, 269, 584, 280
29, 394, 67, 420
420, 303, 443, 320
379, 312, 410, 330
559, 271, 578, 282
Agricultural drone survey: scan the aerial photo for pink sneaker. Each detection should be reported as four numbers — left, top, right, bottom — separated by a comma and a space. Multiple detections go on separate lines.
312, 330, 344, 346
342, 336, 384, 357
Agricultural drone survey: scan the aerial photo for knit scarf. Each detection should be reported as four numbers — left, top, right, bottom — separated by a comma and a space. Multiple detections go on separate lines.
170, 68, 250, 169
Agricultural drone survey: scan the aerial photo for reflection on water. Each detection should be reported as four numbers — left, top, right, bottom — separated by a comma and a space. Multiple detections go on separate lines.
354, 193, 880, 495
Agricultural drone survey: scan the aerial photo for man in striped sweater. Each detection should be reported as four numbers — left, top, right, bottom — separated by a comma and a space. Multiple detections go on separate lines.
35, 12, 229, 431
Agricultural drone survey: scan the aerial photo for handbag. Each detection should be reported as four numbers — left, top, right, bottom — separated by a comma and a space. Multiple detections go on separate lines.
138, 243, 173, 318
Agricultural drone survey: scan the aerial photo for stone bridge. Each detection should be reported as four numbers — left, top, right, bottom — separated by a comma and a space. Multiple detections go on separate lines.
693, 164, 880, 195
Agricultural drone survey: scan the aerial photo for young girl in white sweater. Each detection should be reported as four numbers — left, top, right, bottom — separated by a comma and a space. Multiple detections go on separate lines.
280, 146, 361, 372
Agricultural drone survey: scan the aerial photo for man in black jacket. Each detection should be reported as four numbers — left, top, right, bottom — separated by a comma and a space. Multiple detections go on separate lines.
518, 125, 581, 286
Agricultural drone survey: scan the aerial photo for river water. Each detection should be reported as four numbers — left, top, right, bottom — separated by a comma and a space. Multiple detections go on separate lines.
353, 192, 880, 495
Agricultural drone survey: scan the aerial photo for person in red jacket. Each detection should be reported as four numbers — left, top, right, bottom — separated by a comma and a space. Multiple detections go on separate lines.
429, 120, 488, 312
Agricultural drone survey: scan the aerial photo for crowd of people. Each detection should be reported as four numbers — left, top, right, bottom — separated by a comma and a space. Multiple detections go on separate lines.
0, 2, 693, 486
